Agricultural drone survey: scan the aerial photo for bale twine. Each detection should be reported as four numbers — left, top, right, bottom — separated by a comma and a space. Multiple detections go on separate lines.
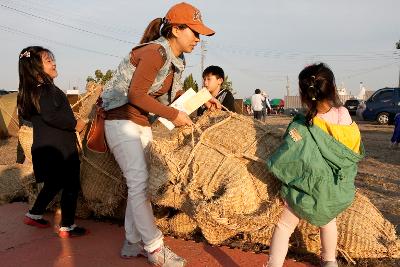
18, 125, 33, 162
0, 164, 29, 204
293, 191, 400, 261
148, 110, 284, 244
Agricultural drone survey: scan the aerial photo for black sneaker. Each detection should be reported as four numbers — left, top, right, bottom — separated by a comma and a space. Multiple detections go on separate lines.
58, 225, 88, 238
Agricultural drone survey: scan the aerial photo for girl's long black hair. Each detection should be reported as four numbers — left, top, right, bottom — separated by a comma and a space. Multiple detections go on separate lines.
17, 46, 54, 120
298, 63, 341, 126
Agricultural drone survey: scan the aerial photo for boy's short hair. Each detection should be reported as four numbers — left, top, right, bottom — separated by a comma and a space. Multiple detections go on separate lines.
255, 88, 261, 94
202, 65, 224, 81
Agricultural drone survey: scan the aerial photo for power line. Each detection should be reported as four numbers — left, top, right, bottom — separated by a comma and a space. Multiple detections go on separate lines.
0, 24, 122, 58
2, 2, 398, 63
0, 3, 136, 44
342, 61, 399, 80
6, 0, 141, 36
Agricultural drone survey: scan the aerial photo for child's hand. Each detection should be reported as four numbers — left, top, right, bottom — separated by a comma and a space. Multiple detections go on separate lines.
204, 97, 221, 111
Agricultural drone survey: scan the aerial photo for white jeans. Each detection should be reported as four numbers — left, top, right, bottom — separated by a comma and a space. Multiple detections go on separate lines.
105, 120, 163, 253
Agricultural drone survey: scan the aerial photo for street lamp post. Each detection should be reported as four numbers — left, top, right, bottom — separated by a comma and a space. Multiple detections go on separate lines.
397, 40, 400, 87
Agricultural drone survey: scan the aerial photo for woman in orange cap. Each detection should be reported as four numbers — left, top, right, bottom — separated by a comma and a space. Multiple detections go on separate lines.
100, 2, 217, 266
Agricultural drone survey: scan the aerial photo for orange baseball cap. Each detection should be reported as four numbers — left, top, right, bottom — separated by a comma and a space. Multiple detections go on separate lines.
165, 2, 215, 36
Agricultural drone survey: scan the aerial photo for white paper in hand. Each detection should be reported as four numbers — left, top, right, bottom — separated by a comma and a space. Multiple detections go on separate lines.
158, 88, 212, 130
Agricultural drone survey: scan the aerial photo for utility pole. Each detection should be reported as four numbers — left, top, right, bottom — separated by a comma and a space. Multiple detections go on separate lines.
396, 40, 400, 87
286, 75, 290, 96
200, 40, 207, 76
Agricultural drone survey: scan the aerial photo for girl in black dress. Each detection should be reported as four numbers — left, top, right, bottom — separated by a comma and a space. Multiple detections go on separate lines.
17, 46, 88, 238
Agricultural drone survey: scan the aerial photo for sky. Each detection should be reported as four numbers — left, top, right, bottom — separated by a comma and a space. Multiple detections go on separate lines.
1, 0, 400, 99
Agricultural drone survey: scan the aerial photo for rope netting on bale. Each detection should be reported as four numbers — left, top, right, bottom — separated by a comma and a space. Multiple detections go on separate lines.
292, 191, 400, 262
149, 110, 284, 242
147, 110, 400, 262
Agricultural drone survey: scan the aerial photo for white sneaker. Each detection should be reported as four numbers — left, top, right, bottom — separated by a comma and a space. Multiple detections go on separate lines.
120, 239, 146, 258
148, 245, 186, 267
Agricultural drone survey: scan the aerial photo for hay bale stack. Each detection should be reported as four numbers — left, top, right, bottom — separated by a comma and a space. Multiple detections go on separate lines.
149, 110, 284, 244
147, 110, 400, 261
0, 164, 29, 204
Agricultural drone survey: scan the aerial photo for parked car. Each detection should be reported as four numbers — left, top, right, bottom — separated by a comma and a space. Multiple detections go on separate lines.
344, 99, 361, 115
361, 87, 400, 124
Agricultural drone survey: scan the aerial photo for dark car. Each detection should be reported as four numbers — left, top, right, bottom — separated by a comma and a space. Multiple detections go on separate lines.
344, 99, 360, 115
362, 87, 400, 124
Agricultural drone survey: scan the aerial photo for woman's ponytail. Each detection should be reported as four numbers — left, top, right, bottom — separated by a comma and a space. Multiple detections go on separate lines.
139, 18, 163, 44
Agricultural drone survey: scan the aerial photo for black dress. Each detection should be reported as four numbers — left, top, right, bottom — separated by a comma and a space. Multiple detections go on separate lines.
30, 83, 78, 182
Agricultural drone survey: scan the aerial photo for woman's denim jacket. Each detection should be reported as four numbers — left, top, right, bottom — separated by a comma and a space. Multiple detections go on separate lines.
101, 37, 185, 111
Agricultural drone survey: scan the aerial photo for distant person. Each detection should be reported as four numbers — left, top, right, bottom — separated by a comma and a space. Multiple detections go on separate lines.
17, 46, 88, 238
265, 63, 364, 267
390, 113, 400, 149
197, 65, 235, 116
261, 91, 271, 122
251, 89, 264, 120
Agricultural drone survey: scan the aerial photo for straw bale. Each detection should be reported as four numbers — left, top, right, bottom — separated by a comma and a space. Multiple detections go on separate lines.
18, 125, 33, 162
80, 144, 126, 216
155, 217, 170, 233
293, 191, 400, 260
77, 82, 103, 121
169, 212, 198, 236
77, 104, 400, 260
149, 110, 283, 244
0, 164, 28, 204
147, 110, 400, 261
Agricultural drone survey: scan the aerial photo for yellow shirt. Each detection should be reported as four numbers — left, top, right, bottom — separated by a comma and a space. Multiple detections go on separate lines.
313, 116, 361, 154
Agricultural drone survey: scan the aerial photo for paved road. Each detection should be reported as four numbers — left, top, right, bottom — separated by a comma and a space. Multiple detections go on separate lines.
0, 202, 315, 267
